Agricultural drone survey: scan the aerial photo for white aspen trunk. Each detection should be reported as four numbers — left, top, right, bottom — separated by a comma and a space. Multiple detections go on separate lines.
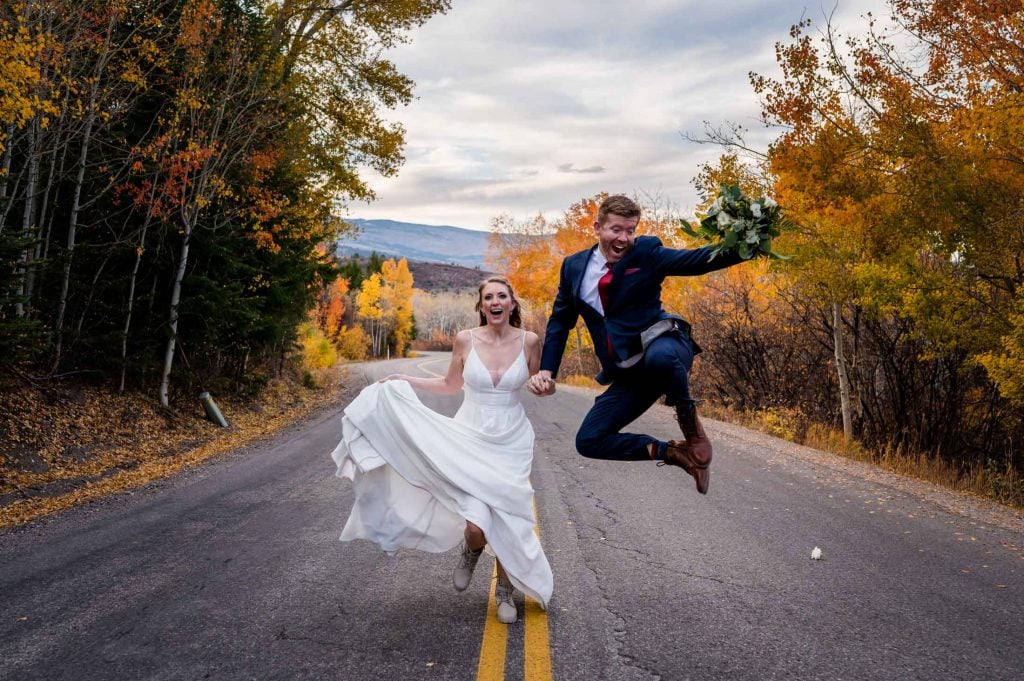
15, 119, 41, 318
120, 195, 156, 394
52, 16, 113, 371
159, 218, 193, 407
26, 136, 62, 304
51, 106, 97, 371
73, 255, 108, 337
832, 301, 854, 440
24, 86, 68, 304
40, 130, 70, 261
0, 124, 15, 231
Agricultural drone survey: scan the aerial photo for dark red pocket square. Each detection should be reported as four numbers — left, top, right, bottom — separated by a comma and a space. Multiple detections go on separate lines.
624, 267, 642, 275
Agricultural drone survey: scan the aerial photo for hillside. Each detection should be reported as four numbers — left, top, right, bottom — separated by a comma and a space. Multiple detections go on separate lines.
407, 261, 493, 293
338, 219, 492, 268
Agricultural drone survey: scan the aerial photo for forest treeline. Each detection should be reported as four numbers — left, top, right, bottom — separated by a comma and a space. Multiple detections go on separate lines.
0, 0, 447, 405
490, 0, 1024, 500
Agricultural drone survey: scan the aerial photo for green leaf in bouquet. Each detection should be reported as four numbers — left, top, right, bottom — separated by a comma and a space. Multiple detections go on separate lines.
723, 229, 738, 249
679, 218, 700, 238
698, 217, 716, 236
738, 242, 751, 260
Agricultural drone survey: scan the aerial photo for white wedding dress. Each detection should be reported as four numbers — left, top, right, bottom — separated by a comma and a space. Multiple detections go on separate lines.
330, 334, 553, 607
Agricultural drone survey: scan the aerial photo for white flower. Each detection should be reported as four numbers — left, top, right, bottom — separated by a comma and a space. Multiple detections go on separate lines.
717, 211, 734, 227
764, 196, 778, 208
751, 202, 762, 219
811, 546, 823, 560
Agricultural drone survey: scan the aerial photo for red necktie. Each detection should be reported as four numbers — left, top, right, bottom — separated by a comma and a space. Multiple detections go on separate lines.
598, 262, 613, 311
598, 263, 614, 356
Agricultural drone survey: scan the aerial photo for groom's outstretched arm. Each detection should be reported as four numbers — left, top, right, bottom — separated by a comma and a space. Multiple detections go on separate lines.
539, 257, 579, 380
652, 239, 750, 277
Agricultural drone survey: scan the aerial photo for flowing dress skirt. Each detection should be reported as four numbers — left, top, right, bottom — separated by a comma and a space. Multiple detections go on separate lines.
331, 379, 552, 607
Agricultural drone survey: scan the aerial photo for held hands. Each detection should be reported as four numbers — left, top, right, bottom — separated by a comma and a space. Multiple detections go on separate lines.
526, 370, 556, 396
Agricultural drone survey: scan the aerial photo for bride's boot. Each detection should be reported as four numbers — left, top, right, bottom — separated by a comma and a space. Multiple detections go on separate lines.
453, 542, 483, 592
495, 576, 517, 624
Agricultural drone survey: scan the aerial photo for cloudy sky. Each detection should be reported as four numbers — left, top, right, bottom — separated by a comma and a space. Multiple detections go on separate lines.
350, 0, 891, 232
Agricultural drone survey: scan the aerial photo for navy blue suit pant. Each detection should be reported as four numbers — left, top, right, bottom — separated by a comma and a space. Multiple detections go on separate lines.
575, 331, 697, 461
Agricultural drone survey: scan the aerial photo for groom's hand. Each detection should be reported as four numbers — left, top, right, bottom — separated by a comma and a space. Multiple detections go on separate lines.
527, 370, 556, 396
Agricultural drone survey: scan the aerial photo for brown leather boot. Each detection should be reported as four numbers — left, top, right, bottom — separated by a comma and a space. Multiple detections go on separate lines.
663, 440, 710, 494
675, 404, 713, 466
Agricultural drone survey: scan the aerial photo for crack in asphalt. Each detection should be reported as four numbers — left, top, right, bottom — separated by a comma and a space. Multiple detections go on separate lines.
551, 453, 662, 681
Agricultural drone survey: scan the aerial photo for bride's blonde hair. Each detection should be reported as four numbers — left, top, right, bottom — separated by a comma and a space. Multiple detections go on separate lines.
475, 276, 523, 328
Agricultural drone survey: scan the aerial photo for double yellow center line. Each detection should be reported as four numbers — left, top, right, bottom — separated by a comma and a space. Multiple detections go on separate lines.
475, 500, 553, 681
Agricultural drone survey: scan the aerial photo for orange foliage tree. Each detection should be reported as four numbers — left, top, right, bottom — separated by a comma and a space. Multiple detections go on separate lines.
688, 0, 1024, 475
315, 275, 350, 339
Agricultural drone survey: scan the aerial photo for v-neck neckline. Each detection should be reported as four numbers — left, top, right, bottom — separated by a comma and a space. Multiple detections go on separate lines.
469, 333, 525, 389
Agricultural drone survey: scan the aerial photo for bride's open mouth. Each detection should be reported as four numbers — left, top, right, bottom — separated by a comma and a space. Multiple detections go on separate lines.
489, 307, 504, 320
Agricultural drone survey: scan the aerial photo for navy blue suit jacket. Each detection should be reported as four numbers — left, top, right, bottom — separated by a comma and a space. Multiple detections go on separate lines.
539, 236, 746, 384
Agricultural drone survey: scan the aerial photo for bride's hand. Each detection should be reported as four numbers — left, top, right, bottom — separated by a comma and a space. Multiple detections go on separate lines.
526, 372, 556, 396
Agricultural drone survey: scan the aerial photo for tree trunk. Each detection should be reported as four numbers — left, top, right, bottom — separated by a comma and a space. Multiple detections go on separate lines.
0, 124, 15, 231
72, 254, 109, 339
52, 69, 103, 372
120, 194, 156, 394
54, 10, 126, 370
15, 118, 41, 318
159, 217, 194, 407
832, 301, 854, 440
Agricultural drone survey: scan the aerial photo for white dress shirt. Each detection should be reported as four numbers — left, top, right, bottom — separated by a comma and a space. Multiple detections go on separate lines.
580, 247, 610, 316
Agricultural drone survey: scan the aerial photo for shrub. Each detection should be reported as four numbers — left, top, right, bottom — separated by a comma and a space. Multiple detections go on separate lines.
336, 325, 370, 361
299, 323, 338, 370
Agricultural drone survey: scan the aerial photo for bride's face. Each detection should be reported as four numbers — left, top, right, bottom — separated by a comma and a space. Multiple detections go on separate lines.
480, 283, 515, 327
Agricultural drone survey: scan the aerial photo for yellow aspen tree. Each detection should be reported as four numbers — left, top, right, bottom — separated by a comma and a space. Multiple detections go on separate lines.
380, 257, 415, 356
356, 272, 385, 356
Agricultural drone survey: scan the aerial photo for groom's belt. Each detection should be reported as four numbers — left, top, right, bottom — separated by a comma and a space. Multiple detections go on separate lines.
614, 318, 691, 368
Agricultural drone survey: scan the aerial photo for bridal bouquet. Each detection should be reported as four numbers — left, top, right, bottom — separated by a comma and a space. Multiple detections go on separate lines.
680, 184, 792, 261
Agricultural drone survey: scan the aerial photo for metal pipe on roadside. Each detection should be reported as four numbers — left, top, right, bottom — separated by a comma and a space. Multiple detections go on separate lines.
199, 391, 229, 428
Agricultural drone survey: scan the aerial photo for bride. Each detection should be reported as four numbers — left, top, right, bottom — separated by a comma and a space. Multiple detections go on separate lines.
330, 276, 555, 624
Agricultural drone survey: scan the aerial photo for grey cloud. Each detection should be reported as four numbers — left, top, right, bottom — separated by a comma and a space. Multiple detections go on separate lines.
557, 163, 605, 174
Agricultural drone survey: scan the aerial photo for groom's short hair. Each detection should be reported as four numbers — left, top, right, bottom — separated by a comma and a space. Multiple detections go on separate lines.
598, 195, 641, 225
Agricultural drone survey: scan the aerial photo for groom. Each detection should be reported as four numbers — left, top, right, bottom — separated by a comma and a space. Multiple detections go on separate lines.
526, 195, 750, 494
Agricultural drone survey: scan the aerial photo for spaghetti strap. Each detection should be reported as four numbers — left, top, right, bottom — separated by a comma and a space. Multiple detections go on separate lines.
520, 331, 526, 350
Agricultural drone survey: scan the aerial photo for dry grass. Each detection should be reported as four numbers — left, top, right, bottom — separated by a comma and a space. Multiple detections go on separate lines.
560, 374, 601, 390
701, 403, 1024, 510
0, 364, 357, 529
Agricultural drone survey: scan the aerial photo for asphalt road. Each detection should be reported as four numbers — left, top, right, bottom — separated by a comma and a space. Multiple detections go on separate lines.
2, 352, 1022, 681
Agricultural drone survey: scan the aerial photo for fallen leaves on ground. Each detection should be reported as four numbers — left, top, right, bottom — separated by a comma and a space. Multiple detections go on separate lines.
0, 365, 360, 529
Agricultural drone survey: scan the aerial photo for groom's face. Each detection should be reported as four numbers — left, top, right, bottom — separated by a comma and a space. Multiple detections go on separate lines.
595, 214, 639, 265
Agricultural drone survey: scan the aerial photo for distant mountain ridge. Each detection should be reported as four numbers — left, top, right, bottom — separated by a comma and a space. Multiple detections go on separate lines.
337, 219, 491, 268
